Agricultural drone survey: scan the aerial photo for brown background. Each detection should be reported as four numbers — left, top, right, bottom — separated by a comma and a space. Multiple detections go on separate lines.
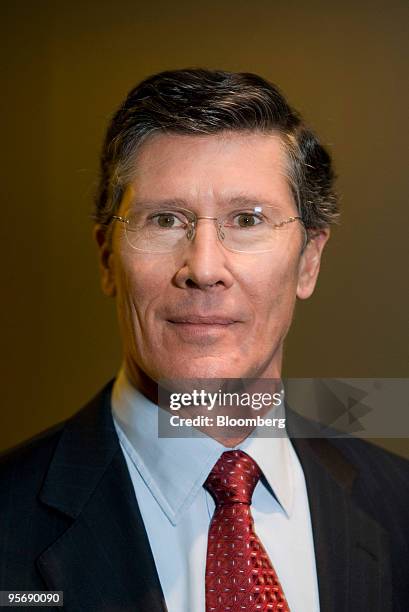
1, 0, 408, 457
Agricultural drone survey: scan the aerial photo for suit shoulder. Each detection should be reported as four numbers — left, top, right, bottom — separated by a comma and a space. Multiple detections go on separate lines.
0, 419, 67, 489
331, 435, 409, 470
0, 379, 114, 489
330, 436, 409, 498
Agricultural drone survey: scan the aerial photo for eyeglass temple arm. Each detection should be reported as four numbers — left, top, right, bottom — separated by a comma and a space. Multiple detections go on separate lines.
111, 215, 129, 224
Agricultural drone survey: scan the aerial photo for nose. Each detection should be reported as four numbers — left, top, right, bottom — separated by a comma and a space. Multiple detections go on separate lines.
173, 218, 234, 290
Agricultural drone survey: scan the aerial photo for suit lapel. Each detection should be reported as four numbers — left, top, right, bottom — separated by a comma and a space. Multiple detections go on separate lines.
288, 412, 392, 612
36, 380, 167, 612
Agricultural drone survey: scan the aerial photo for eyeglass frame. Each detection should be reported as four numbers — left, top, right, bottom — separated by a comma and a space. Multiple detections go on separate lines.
110, 206, 308, 254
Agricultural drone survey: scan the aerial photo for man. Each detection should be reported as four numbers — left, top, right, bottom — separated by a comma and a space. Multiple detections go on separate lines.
0, 69, 408, 611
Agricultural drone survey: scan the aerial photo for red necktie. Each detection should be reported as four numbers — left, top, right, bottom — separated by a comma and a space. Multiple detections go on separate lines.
204, 450, 290, 612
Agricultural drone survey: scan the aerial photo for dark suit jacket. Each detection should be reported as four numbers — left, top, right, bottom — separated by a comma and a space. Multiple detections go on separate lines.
1, 379, 408, 611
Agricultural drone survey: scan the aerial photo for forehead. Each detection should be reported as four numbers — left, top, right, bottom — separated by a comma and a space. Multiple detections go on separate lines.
122, 131, 295, 212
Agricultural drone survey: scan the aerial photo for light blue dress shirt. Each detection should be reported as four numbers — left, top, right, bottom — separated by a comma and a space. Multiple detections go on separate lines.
111, 367, 320, 612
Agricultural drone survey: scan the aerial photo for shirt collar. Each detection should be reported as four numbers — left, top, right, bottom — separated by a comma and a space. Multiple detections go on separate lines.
111, 366, 294, 525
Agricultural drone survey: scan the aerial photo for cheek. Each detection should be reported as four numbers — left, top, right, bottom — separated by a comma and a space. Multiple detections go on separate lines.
240, 274, 298, 365
114, 256, 165, 332
242, 256, 300, 319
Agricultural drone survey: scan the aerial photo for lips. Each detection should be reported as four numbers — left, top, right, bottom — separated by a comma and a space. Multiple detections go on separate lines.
167, 315, 238, 325
164, 313, 242, 344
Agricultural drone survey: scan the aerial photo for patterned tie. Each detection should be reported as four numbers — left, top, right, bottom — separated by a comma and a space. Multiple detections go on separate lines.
204, 450, 290, 612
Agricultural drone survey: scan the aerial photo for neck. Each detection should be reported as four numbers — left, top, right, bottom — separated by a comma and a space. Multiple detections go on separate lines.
123, 355, 284, 448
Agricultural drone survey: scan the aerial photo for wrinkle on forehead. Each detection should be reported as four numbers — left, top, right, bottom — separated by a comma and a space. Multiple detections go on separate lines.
119, 131, 296, 216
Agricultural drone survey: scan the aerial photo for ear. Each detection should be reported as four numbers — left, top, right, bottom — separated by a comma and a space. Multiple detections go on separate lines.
94, 224, 116, 297
296, 228, 330, 300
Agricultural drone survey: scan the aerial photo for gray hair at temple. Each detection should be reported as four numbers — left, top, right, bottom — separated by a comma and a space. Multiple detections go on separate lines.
93, 68, 339, 229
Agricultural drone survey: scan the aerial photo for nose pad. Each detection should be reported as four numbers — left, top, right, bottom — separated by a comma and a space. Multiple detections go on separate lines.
186, 224, 195, 241
216, 223, 225, 242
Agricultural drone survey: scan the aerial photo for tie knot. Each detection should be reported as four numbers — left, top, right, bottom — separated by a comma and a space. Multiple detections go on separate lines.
204, 450, 261, 506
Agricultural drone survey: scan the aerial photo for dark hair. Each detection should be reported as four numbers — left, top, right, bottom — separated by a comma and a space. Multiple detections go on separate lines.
94, 68, 338, 229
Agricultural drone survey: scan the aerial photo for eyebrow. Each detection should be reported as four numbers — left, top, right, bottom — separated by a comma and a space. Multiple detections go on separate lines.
127, 194, 286, 211
225, 195, 284, 210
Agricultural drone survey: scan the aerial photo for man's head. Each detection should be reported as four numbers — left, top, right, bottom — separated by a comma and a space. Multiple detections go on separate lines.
94, 69, 338, 391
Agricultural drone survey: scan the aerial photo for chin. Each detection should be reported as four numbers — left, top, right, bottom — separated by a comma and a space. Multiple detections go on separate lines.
155, 356, 248, 381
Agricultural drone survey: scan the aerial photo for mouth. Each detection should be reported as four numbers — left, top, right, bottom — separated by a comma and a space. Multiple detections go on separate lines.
167, 316, 238, 325
166, 315, 240, 339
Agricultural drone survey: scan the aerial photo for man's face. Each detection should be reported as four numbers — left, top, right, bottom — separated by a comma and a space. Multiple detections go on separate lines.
96, 132, 328, 388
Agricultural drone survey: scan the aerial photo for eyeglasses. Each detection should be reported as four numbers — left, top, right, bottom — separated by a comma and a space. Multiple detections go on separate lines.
111, 205, 306, 254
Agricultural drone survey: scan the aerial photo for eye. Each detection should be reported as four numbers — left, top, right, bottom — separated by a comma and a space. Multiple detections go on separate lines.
232, 212, 263, 228
149, 211, 188, 228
